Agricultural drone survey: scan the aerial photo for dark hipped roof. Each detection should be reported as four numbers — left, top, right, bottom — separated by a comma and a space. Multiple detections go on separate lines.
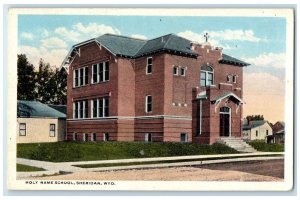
18, 100, 66, 119
72, 33, 248, 66
96, 34, 147, 57
219, 54, 250, 66
134, 34, 197, 58
48, 105, 67, 115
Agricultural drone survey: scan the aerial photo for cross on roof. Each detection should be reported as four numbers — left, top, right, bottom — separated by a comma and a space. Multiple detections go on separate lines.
204, 32, 209, 42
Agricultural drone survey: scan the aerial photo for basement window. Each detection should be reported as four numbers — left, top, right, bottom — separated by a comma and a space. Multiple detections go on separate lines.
73, 133, 78, 141
103, 133, 109, 141
180, 133, 188, 142
92, 133, 97, 141
83, 133, 88, 142
145, 133, 152, 142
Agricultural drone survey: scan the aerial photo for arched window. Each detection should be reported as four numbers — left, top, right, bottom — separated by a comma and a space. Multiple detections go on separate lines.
220, 106, 230, 113
200, 65, 214, 86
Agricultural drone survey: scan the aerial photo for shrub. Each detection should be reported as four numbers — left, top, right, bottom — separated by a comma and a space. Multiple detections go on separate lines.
248, 140, 284, 152
17, 141, 238, 162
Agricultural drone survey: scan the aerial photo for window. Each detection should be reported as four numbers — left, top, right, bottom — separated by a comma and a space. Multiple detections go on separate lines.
83, 133, 88, 142
146, 57, 152, 74
103, 133, 109, 141
266, 130, 269, 136
92, 61, 109, 83
145, 133, 152, 142
73, 100, 88, 119
84, 67, 89, 85
233, 75, 237, 83
181, 67, 186, 76
92, 64, 98, 83
91, 97, 110, 118
256, 130, 258, 137
74, 66, 89, 87
73, 133, 78, 141
145, 95, 152, 113
19, 123, 26, 136
180, 133, 188, 142
92, 99, 98, 118
49, 124, 55, 137
74, 70, 79, 87
173, 66, 179, 75
200, 65, 214, 86
92, 133, 97, 141
227, 75, 231, 82
104, 61, 110, 81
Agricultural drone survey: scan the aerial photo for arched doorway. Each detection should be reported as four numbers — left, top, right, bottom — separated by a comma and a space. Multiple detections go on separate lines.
220, 106, 231, 137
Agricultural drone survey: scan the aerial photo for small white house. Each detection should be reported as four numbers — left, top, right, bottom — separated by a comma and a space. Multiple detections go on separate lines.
17, 100, 66, 143
242, 120, 273, 141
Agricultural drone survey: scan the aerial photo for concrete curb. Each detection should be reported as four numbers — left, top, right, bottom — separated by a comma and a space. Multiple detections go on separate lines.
63, 152, 284, 165
82, 156, 284, 172
17, 170, 60, 179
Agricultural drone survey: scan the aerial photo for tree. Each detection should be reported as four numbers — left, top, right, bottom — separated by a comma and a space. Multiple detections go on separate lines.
18, 55, 67, 105
55, 67, 67, 105
246, 115, 264, 124
36, 59, 53, 104
36, 59, 67, 105
49, 67, 67, 105
17, 54, 37, 100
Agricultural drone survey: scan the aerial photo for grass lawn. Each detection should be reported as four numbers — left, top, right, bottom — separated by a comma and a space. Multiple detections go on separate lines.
17, 141, 238, 162
248, 140, 284, 152
17, 164, 45, 172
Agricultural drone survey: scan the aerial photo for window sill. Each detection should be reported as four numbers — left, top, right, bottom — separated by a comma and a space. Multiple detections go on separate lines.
73, 84, 89, 89
91, 80, 110, 85
200, 85, 216, 88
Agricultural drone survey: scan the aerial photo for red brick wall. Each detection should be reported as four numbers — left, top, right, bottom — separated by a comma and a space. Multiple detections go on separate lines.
66, 119, 118, 141
67, 42, 119, 119
163, 118, 192, 142
134, 118, 164, 142
134, 54, 165, 116
117, 58, 135, 116
66, 41, 245, 144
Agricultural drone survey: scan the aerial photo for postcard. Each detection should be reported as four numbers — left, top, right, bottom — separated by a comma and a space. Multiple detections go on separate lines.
6, 7, 294, 191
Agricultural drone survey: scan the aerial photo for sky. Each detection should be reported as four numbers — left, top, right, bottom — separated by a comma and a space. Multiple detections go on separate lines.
18, 15, 287, 123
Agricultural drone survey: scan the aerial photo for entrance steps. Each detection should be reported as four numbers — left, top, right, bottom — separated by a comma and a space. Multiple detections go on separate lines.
217, 137, 257, 153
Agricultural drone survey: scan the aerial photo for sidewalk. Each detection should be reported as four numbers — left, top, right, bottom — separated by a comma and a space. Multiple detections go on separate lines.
17, 152, 284, 178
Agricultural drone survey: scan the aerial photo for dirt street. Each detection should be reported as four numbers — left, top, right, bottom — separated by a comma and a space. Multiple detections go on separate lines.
37, 159, 284, 181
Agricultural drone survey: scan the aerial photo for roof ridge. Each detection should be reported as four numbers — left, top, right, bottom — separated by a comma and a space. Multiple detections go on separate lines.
162, 34, 174, 49
146, 33, 173, 42
103, 33, 148, 41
